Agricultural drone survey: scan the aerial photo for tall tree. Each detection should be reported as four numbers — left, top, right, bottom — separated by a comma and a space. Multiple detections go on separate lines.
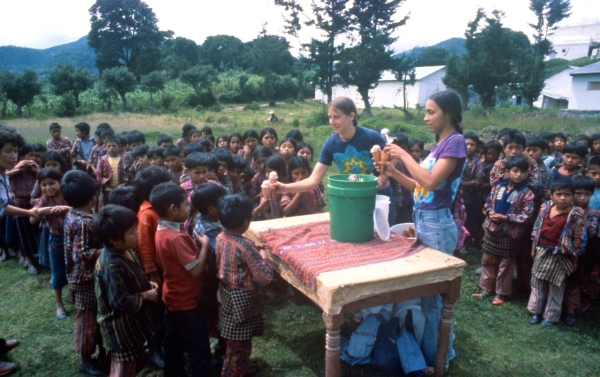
275, 0, 351, 104
88, 0, 163, 77
180, 65, 220, 99
5, 70, 41, 117
336, 0, 408, 115
141, 71, 166, 107
48, 64, 95, 108
101, 66, 137, 111
415, 47, 449, 66
524, 0, 571, 109
0, 71, 15, 118
199, 35, 245, 71
160, 35, 200, 79
242, 35, 296, 75
391, 55, 416, 110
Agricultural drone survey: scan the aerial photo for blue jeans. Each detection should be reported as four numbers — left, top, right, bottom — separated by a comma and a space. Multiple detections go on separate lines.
49, 234, 67, 290
413, 208, 456, 366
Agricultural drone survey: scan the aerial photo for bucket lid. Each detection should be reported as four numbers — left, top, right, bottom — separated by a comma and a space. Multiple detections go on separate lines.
373, 207, 390, 241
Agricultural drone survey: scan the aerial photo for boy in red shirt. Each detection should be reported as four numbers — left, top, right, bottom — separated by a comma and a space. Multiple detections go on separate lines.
150, 182, 211, 376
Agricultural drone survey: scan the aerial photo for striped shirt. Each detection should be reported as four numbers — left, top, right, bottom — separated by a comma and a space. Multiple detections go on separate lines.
96, 247, 154, 353
46, 136, 73, 159
64, 209, 102, 285
33, 194, 67, 235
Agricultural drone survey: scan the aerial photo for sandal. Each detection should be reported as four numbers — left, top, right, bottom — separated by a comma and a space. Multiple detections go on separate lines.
473, 290, 490, 299
492, 295, 505, 306
56, 307, 68, 320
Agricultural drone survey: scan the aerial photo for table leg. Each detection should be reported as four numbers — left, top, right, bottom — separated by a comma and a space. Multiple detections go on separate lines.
323, 312, 344, 377
435, 277, 462, 377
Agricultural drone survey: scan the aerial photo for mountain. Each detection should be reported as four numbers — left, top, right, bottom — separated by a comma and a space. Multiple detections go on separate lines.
396, 38, 466, 61
0, 36, 97, 77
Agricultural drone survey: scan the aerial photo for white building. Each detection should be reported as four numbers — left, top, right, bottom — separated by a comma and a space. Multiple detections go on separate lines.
533, 66, 577, 109
314, 66, 446, 109
567, 62, 600, 111
548, 23, 600, 61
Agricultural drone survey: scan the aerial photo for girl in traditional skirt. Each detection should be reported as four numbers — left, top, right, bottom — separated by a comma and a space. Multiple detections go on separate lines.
474, 155, 535, 305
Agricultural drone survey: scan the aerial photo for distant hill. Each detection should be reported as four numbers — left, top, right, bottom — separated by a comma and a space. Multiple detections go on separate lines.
397, 38, 466, 61
0, 36, 97, 77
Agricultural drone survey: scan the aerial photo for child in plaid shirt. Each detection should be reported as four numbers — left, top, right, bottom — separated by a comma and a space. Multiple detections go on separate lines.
96, 136, 134, 206
62, 170, 107, 375
46, 123, 72, 161
282, 156, 325, 217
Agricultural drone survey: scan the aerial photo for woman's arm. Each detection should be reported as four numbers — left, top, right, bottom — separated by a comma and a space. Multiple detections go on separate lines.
380, 160, 417, 191
384, 144, 458, 192
276, 162, 328, 193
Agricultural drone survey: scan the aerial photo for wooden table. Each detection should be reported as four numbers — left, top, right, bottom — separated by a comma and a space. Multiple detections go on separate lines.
248, 213, 466, 377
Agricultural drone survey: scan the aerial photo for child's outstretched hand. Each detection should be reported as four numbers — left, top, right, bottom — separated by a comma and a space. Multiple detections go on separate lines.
50, 206, 71, 215
142, 282, 159, 303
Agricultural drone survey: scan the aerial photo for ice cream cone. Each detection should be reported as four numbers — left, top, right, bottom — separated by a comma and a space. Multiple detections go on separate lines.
262, 186, 271, 198
380, 151, 389, 174
371, 151, 381, 163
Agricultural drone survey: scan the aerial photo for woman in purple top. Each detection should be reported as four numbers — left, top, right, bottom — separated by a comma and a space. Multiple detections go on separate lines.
381, 90, 466, 373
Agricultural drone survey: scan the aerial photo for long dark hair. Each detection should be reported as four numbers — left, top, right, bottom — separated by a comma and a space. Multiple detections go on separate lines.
428, 90, 463, 134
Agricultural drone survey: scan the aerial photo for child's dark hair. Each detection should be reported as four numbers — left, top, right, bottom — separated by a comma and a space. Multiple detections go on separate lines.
408, 137, 424, 150
32, 143, 47, 153
74, 122, 90, 135
49, 122, 61, 131
131, 144, 150, 158
93, 204, 138, 247
575, 134, 591, 145
199, 139, 212, 151
218, 194, 253, 230
108, 186, 143, 213
484, 140, 503, 154
286, 130, 303, 143
213, 148, 233, 167
392, 132, 409, 147
189, 128, 202, 139
117, 134, 128, 147
279, 137, 298, 151
101, 128, 115, 140
563, 142, 588, 158
505, 155, 529, 172
229, 132, 242, 143
241, 166, 254, 182
134, 166, 173, 201
104, 135, 120, 146
573, 175, 595, 193
288, 155, 310, 173
503, 130, 526, 148
477, 139, 486, 150
184, 152, 218, 171
126, 130, 145, 145
38, 167, 63, 184
200, 126, 213, 136
230, 154, 247, 171
184, 141, 206, 156
156, 134, 174, 146
588, 155, 600, 169
147, 146, 164, 159
181, 123, 197, 138
526, 136, 549, 151
163, 145, 182, 158
590, 133, 600, 143
539, 131, 555, 142
265, 155, 286, 176
18, 143, 34, 158
149, 182, 188, 218
463, 132, 479, 142
253, 146, 273, 160
206, 135, 215, 144
242, 130, 260, 142
97, 123, 112, 131
550, 177, 575, 194
191, 183, 227, 215
554, 132, 567, 142
497, 128, 513, 142
216, 134, 229, 145
41, 151, 68, 173
61, 170, 96, 208
260, 127, 278, 143
0, 125, 25, 150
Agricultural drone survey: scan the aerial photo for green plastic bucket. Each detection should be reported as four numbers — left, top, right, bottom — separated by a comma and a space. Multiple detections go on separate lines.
327, 174, 378, 243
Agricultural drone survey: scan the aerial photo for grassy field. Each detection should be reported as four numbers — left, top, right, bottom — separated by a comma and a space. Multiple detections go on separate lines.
1, 103, 600, 376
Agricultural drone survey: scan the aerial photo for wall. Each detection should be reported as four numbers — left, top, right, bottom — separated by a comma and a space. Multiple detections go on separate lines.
568, 73, 600, 110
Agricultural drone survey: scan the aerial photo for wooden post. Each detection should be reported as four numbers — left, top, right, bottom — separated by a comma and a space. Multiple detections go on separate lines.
323, 312, 344, 377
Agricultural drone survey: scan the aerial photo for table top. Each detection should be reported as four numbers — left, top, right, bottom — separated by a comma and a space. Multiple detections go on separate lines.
247, 213, 466, 315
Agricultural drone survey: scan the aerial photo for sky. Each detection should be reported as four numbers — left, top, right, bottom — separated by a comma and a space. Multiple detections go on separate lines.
0, 0, 598, 54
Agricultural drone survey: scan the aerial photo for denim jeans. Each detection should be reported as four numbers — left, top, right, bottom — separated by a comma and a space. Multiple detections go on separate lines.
413, 208, 457, 366
49, 233, 67, 290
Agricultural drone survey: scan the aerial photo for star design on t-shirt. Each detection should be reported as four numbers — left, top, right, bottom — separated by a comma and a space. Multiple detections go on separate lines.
333, 145, 374, 174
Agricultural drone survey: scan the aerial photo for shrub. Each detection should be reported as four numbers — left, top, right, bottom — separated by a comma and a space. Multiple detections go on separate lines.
209, 104, 224, 112
285, 98, 295, 104
269, 100, 276, 107
217, 116, 230, 124
306, 105, 328, 128
244, 101, 260, 111
54, 92, 77, 117
291, 119, 300, 128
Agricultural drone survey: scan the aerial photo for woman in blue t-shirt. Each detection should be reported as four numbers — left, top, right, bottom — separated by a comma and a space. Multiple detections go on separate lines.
380, 90, 466, 373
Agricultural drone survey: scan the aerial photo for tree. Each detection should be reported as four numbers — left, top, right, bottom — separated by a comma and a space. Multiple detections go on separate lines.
275, 0, 351, 104
242, 35, 296, 75
141, 71, 166, 107
415, 47, 448, 66
391, 55, 416, 111
524, 0, 571, 109
48, 64, 95, 108
336, 0, 409, 115
199, 35, 245, 71
88, 0, 163, 77
5, 70, 41, 117
101, 66, 137, 111
180, 65, 220, 98
160, 35, 201, 79
0, 71, 16, 118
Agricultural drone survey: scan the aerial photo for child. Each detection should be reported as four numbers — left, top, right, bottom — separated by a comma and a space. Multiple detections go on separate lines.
241, 130, 260, 168
150, 182, 211, 376
249, 146, 273, 203
190, 128, 203, 143
408, 137, 424, 163
528, 178, 586, 326
474, 156, 535, 305
176, 123, 197, 153
552, 142, 587, 180
131, 144, 150, 169
286, 129, 304, 143
526, 137, 554, 200
191, 183, 228, 362
147, 146, 165, 168
163, 146, 184, 184
180, 152, 219, 195
480, 140, 502, 216
31, 168, 71, 318
126, 130, 146, 151
553, 132, 567, 164
575, 134, 591, 150
96, 136, 134, 206
587, 156, 600, 210
589, 133, 600, 158
241, 166, 255, 198
214, 148, 234, 193
62, 170, 107, 375
539, 132, 559, 169
200, 125, 213, 139
282, 156, 325, 217
70, 122, 95, 172
259, 127, 278, 154
490, 130, 539, 188
94, 204, 158, 376
215, 194, 273, 377
256, 155, 287, 219
563, 176, 599, 326
228, 154, 246, 194
216, 134, 229, 149
296, 142, 314, 163
108, 186, 143, 214
88, 127, 114, 175
228, 132, 243, 156
156, 134, 174, 149
461, 132, 484, 250
46, 122, 72, 160
278, 137, 297, 168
